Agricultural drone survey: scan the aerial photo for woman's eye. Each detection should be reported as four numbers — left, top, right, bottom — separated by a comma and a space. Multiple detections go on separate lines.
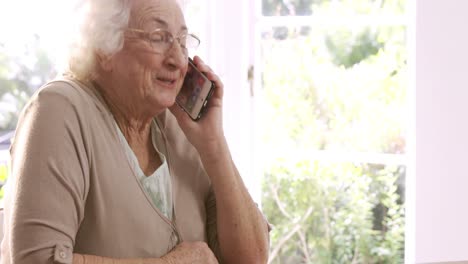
149, 33, 165, 43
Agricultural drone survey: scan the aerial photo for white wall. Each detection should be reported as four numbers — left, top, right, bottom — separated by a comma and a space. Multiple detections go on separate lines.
202, 0, 262, 203
184, 1, 261, 204
414, 0, 468, 263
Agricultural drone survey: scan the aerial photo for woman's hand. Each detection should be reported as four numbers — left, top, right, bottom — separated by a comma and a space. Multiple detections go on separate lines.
169, 56, 226, 158
162, 241, 219, 264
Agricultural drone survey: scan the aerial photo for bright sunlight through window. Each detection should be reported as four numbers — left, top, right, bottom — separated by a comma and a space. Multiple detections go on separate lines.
257, 1, 407, 263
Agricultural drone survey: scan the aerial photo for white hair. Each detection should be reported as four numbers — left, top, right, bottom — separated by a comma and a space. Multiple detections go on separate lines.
68, 0, 131, 81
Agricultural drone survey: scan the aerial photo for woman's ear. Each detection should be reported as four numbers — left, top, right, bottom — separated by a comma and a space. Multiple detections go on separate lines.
96, 52, 114, 72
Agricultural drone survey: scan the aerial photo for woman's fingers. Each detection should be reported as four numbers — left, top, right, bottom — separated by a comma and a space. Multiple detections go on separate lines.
193, 56, 211, 72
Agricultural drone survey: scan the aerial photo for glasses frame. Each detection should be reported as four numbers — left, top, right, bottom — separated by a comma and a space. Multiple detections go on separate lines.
125, 28, 200, 57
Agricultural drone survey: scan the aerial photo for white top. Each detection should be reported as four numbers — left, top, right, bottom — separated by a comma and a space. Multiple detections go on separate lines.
114, 120, 173, 220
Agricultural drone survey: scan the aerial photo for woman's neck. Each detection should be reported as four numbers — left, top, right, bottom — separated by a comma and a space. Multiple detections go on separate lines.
93, 80, 161, 175
92, 79, 153, 143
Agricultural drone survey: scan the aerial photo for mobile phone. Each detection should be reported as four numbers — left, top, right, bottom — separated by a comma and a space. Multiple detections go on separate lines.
176, 58, 215, 121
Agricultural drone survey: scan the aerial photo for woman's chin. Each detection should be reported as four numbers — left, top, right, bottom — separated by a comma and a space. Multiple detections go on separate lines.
147, 96, 176, 112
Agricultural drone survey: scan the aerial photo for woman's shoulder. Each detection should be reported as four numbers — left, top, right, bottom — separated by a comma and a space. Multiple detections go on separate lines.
12, 76, 115, 158
32, 77, 99, 109
23, 76, 110, 121
14, 77, 111, 139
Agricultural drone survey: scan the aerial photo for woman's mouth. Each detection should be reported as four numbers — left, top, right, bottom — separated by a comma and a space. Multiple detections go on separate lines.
154, 76, 177, 88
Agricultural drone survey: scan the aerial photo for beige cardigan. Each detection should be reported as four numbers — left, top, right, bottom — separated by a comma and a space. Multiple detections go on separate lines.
1, 78, 219, 263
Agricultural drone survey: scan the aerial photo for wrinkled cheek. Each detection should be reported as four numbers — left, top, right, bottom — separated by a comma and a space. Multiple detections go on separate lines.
177, 67, 188, 93
175, 79, 185, 94
141, 68, 155, 94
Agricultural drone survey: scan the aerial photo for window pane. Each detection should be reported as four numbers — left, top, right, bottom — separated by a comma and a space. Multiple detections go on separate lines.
262, 161, 405, 263
262, 0, 406, 16
261, 25, 407, 154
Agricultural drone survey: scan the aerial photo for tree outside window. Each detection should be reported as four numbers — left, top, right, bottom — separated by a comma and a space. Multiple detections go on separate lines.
259, 0, 407, 263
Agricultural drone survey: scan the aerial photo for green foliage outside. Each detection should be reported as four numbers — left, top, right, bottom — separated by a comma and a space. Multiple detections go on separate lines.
261, 0, 407, 263
263, 162, 405, 263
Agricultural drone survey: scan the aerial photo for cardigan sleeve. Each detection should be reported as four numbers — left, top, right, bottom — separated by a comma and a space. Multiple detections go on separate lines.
1, 84, 89, 264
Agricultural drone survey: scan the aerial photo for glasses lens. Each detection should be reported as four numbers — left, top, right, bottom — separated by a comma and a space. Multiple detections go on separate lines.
185, 34, 200, 49
148, 31, 171, 52
147, 30, 199, 56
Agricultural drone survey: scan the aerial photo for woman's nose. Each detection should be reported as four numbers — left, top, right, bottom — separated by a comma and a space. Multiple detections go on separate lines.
164, 42, 188, 69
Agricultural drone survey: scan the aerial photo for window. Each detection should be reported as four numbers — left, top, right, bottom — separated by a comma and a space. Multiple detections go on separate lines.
257, 0, 408, 263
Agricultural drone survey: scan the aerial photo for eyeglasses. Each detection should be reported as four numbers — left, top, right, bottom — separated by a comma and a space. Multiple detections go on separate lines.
125, 28, 200, 57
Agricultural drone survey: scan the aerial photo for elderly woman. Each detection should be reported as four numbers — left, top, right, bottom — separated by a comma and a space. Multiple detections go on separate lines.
0, 0, 270, 263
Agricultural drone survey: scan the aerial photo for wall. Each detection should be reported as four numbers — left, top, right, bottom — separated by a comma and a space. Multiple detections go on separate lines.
184, 0, 261, 203
204, 0, 262, 203
414, 0, 468, 263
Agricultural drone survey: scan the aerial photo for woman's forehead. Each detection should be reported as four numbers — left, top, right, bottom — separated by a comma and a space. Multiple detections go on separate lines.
129, 0, 186, 31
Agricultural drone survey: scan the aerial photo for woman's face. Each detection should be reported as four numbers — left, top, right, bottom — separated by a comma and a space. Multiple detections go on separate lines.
107, 0, 189, 115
